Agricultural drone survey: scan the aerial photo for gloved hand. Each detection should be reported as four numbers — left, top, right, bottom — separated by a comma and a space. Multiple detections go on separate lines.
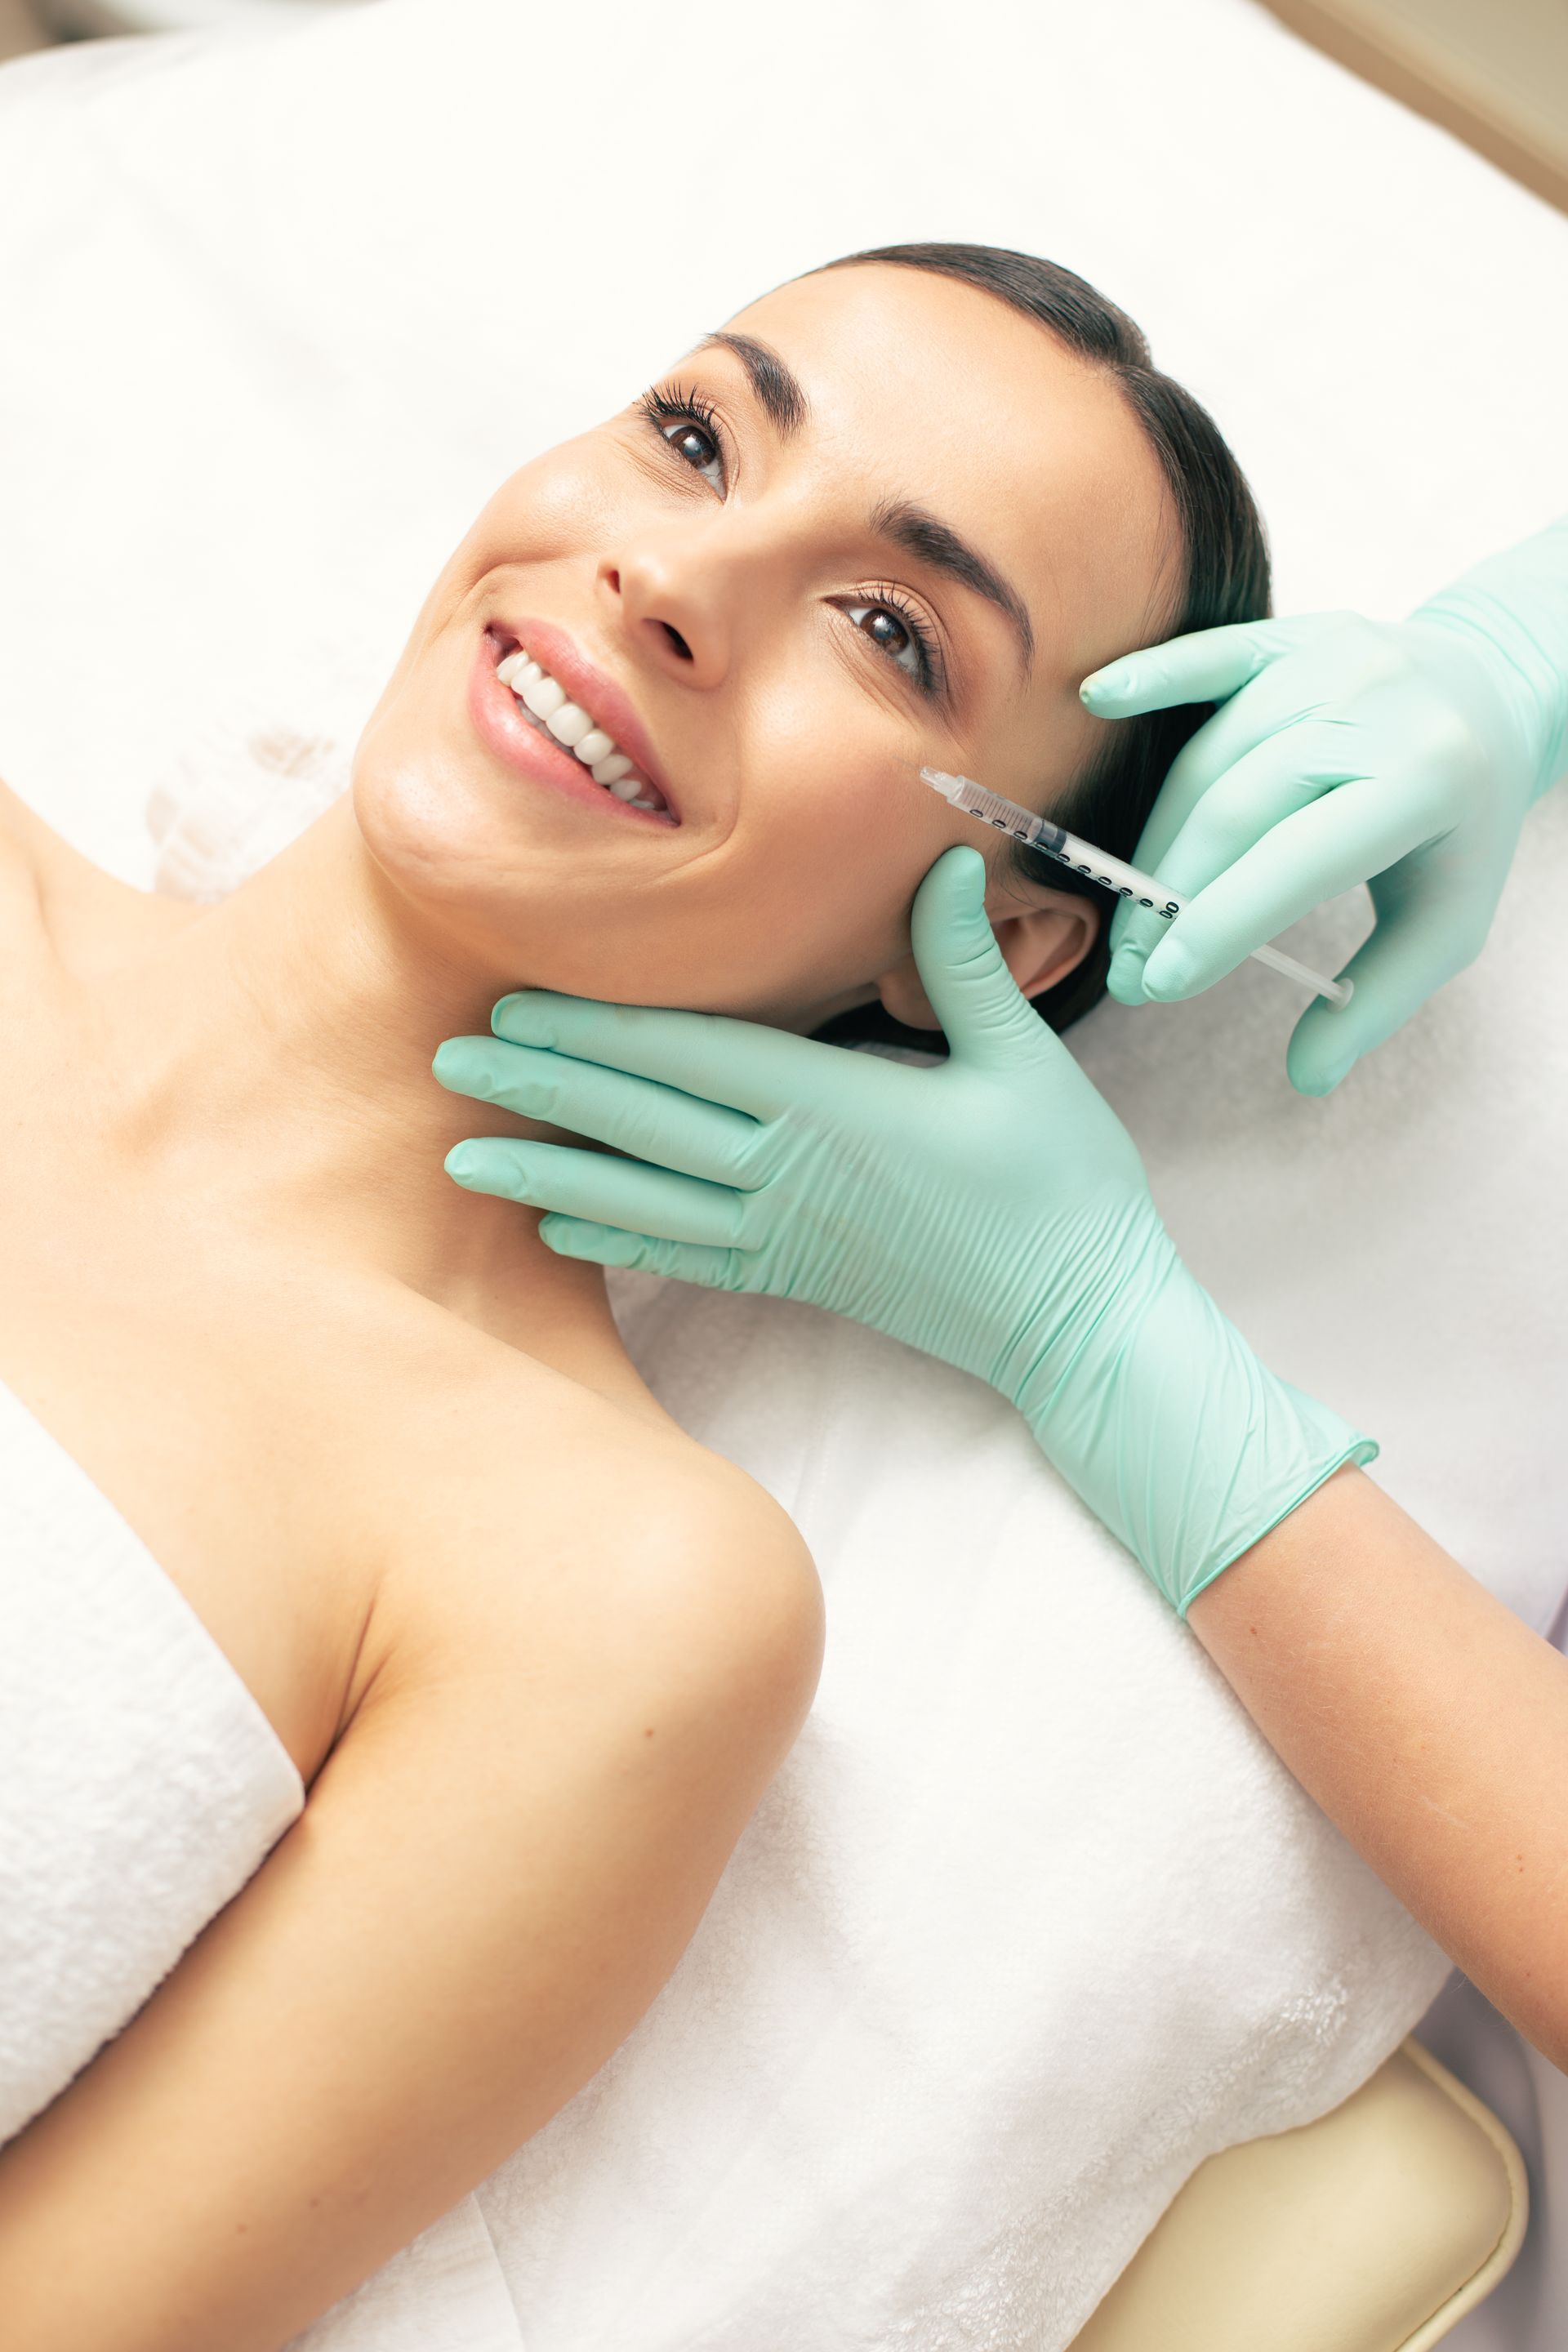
1085, 518, 1568, 1094
434, 848, 1373, 1616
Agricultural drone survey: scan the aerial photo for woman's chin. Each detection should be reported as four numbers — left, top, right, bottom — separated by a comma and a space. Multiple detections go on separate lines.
352, 746, 532, 902
347, 743, 890, 1027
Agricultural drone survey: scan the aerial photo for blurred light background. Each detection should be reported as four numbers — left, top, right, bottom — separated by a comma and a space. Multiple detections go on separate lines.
0, 0, 363, 54
2, 0, 1560, 214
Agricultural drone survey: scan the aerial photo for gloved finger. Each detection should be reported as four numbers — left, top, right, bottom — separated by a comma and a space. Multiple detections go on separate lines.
1108, 726, 1371, 984
488, 990, 828, 1121
443, 1138, 746, 1246
1107, 679, 1355, 968
1080, 615, 1322, 718
538, 1214, 749, 1289
1284, 864, 1493, 1094
1108, 710, 1288, 974
1137, 777, 1437, 1001
910, 845, 1051, 1073
432, 1036, 755, 1185
1108, 727, 1280, 982
1106, 938, 1164, 1006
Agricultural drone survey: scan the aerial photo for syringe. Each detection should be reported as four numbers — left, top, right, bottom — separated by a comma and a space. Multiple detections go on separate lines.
920, 767, 1352, 1010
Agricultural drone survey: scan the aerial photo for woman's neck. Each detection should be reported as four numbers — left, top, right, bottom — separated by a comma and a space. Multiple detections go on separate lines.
86, 797, 620, 1372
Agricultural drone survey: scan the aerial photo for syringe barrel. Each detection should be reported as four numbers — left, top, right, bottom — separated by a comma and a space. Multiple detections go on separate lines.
1042, 829, 1183, 922
920, 762, 1346, 999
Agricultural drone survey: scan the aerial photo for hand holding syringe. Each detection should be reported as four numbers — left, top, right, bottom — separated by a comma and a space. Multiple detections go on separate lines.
920, 768, 1352, 1008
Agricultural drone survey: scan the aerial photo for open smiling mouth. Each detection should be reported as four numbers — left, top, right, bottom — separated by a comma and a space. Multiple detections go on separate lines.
479, 626, 675, 822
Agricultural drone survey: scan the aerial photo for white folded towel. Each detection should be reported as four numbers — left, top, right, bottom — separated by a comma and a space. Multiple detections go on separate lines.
285, 2192, 523, 2352
0, 1379, 304, 2148
457, 1285, 1457, 2350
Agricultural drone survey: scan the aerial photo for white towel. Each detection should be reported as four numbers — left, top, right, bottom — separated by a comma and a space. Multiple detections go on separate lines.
286, 2193, 523, 2352
0, 1380, 304, 2148
444, 1282, 1456, 2350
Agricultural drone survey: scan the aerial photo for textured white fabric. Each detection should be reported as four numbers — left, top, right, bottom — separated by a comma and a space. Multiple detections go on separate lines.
0, 1380, 304, 2148
0, 1, 1564, 2343
470, 1285, 1456, 2348
283, 2192, 523, 2352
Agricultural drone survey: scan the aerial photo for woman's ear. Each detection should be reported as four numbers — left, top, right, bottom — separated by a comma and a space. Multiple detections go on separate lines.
875, 889, 1101, 1031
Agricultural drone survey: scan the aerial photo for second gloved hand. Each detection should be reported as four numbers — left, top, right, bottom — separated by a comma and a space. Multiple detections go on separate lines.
434, 847, 1371, 1616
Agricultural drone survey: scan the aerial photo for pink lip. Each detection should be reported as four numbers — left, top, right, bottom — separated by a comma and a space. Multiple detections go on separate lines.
470, 616, 680, 827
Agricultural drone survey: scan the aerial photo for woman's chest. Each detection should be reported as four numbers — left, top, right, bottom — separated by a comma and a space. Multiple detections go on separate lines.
0, 1117, 388, 1792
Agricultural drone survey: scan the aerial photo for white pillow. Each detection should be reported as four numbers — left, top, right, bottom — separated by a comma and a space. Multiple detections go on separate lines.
2, 7, 1565, 2345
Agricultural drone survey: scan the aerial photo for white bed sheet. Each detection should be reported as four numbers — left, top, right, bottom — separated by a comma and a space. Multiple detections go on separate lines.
0, 3, 1565, 2345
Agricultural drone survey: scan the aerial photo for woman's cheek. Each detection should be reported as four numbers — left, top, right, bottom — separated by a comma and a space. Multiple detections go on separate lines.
746, 791, 947, 1000
475, 437, 626, 566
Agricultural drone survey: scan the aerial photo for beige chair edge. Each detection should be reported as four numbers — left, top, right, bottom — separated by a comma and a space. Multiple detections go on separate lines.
1399, 2034, 1530, 2350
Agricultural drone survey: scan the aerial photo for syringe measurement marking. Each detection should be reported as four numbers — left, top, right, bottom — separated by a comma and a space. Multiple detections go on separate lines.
980, 813, 1178, 916
924, 764, 1350, 1006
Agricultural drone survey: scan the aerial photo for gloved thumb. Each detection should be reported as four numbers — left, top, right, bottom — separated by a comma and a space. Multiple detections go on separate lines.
1285, 886, 1487, 1095
910, 846, 1050, 1071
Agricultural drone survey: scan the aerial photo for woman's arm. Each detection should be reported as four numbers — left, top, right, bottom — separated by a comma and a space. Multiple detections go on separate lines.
0, 1481, 821, 2352
1188, 1463, 1568, 2070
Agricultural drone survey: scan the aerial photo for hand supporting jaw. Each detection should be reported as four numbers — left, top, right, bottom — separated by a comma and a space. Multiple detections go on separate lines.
434, 844, 1367, 1617
435, 834, 1568, 2069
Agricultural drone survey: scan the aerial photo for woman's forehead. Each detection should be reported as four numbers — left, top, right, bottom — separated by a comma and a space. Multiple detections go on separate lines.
715, 264, 1180, 680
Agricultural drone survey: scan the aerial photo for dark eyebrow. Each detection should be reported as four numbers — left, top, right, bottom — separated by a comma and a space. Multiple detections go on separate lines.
691, 331, 808, 437
687, 336, 1032, 674
870, 495, 1035, 673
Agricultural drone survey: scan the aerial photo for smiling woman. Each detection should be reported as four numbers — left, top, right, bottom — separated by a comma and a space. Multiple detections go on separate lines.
356, 243, 1269, 1049
0, 242, 1264, 2349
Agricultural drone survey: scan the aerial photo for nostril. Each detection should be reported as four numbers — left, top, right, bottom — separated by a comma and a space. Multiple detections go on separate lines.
662, 622, 693, 662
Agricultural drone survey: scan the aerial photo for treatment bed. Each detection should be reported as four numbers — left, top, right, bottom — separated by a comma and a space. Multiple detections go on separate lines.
1, 2, 1565, 2342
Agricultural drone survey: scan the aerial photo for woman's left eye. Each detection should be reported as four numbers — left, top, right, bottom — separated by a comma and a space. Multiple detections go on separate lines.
662, 418, 724, 490
842, 599, 939, 693
638, 387, 727, 493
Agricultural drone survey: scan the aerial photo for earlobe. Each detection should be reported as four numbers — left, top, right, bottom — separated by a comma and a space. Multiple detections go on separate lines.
875, 891, 1101, 1029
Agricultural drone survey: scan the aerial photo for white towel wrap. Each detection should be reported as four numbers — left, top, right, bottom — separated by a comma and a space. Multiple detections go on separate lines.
0, 1379, 304, 2149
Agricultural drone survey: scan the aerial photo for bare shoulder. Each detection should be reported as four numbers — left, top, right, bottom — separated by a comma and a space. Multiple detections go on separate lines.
0, 777, 47, 899
358, 1336, 822, 1723
0, 775, 79, 882
0, 1373, 819, 2352
0, 774, 191, 972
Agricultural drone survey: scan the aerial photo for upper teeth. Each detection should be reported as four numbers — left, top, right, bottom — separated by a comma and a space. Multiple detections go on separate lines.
495, 647, 666, 811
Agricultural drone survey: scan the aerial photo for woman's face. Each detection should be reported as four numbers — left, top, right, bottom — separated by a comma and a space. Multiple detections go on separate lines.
354, 261, 1180, 1031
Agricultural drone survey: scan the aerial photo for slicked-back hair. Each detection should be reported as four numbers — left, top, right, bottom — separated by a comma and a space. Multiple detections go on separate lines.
808, 241, 1272, 1049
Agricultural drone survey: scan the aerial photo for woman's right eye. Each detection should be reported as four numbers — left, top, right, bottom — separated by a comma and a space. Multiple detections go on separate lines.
637, 387, 728, 495
664, 420, 722, 483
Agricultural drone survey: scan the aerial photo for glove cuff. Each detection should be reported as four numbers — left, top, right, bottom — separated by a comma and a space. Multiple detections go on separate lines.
1172, 1383, 1379, 1620
1019, 1254, 1377, 1616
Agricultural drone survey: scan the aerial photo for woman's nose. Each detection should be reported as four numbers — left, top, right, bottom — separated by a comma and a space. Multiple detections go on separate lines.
596, 539, 734, 690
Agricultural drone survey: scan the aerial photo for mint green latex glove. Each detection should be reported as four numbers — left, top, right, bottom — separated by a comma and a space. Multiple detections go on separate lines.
1086, 518, 1568, 1095
434, 848, 1373, 1617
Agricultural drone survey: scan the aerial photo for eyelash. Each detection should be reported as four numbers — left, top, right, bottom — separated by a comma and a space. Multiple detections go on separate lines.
636, 383, 728, 483
844, 583, 942, 697
634, 381, 945, 698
